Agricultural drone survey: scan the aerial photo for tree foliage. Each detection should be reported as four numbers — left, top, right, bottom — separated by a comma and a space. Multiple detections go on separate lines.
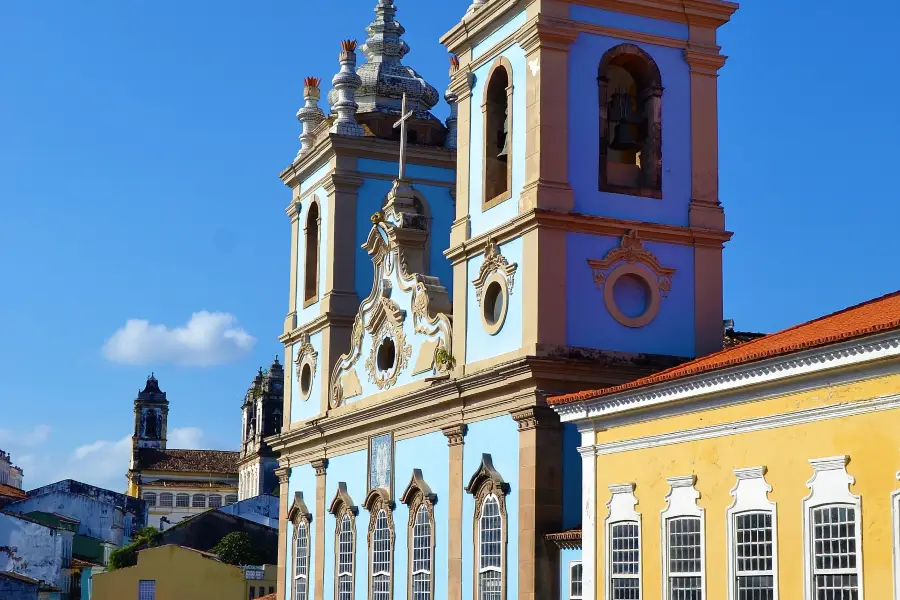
108, 527, 161, 570
212, 531, 263, 566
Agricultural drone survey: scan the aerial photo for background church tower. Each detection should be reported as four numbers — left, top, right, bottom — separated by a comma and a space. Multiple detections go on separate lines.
131, 374, 168, 453
238, 358, 285, 500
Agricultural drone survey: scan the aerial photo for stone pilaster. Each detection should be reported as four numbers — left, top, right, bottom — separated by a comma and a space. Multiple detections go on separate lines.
511, 405, 562, 600
311, 458, 329, 600
275, 467, 292, 600
442, 424, 468, 600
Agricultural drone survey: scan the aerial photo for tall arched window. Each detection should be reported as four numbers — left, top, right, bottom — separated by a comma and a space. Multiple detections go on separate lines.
466, 454, 509, 600
329, 483, 358, 600
482, 57, 513, 210
401, 469, 437, 600
364, 488, 395, 600
303, 200, 321, 306
289, 492, 313, 600
598, 44, 663, 198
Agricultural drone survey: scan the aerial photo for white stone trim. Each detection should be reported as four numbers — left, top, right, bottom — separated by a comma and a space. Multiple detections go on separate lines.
802, 456, 863, 600
892, 472, 900, 600
585, 392, 900, 456
569, 561, 584, 600
555, 331, 900, 423
726, 466, 777, 600
578, 426, 597, 600
604, 483, 641, 600
660, 475, 705, 600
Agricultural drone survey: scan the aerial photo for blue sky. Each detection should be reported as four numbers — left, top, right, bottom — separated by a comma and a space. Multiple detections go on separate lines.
0, 0, 896, 492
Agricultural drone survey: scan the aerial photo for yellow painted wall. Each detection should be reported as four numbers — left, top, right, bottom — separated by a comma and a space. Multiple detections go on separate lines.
593, 373, 900, 599
92, 545, 276, 600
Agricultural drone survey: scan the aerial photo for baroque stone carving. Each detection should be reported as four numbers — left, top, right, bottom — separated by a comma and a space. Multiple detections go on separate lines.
472, 239, 518, 307
288, 491, 313, 524
441, 423, 468, 447
294, 332, 318, 401
510, 406, 560, 431
311, 458, 329, 477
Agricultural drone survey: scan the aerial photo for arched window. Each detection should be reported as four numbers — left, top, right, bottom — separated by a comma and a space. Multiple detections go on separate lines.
175, 493, 190, 508
466, 454, 509, 600
225, 494, 238, 506
364, 488, 395, 600
329, 483, 358, 600
289, 492, 313, 600
303, 200, 321, 306
482, 57, 513, 210
208, 494, 222, 508
143, 492, 157, 507
598, 44, 663, 198
192, 494, 206, 508
159, 493, 173, 508
401, 469, 437, 600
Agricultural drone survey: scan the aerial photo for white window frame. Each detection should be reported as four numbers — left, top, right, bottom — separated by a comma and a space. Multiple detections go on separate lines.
175, 493, 189, 508
570, 561, 584, 600
294, 519, 310, 600
802, 455, 863, 600
477, 493, 504, 600
192, 494, 206, 508
726, 466, 778, 600
337, 512, 355, 600
143, 492, 157, 507
604, 483, 641, 600
370, 508, 392, 600
410, 503, 433, 600
660, 475, 705, 600
159, 493, 173, 508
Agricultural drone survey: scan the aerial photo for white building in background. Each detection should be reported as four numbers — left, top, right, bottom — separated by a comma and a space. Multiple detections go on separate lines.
0, 450, 24, 489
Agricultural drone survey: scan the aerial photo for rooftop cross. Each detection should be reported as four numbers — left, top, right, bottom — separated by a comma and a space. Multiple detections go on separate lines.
392, 93, 415, 181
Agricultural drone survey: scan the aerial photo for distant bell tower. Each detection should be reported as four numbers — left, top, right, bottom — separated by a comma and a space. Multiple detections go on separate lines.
238, 358, 285, 500
132, 374, 168, 452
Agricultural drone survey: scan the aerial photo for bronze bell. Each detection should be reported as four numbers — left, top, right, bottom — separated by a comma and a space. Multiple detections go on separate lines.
610, 121, 643, 152
496, 108, 509, 162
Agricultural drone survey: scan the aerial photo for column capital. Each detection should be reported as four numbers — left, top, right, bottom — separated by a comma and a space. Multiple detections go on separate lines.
311, 458, 329, 476
517, 16, 579, 54
448, 70, 475, 102
442, 423, 468, 447
275, 467, 292, 484
510, 405, 560, 431
324, 172, 364, 195
683, 47, 728, 76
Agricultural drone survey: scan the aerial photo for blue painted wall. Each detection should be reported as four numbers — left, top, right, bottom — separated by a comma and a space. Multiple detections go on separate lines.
561, 423, 582, 531
467, 15, 528, 239
393, 432, 449, 600
290, 330, 324, 423
322, 450, 367, 600
462, 416, 519, 600
570, 5, 689, 39
568, 34, 692, 227
465, 237, 523, 365
565, 233, 695, 356
286, 464, 318, 599
560, 548, 583, 600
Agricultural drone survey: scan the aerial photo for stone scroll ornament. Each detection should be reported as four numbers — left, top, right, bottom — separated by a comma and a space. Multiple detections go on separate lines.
471, 239, 518, 306
329, 219, 453, 408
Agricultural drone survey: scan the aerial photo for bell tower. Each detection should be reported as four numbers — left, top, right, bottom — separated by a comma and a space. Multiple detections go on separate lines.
131, 374, 168, 452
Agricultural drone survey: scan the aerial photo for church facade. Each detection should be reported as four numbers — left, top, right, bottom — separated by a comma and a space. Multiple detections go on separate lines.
270, 0, 738, 599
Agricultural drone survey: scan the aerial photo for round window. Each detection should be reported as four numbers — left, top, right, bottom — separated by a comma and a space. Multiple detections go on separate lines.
484, 281, 504, 326
612, 273, 651, 319
603, 265, 662, 328
376, 338, 396, 372
299, 363, 312, 398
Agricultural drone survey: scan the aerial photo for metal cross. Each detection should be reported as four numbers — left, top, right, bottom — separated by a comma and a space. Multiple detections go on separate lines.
392, 93, 415, 181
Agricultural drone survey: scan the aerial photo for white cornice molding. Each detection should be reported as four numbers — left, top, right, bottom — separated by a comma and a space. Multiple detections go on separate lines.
556, 330, 900, 423
589, 392, 900, 456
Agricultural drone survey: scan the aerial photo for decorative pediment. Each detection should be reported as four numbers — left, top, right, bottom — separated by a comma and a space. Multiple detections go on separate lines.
587, 230, 675, 295
363, 487, 395, 511
329, 209, 453, 408
465, 453, 510, 497
400, 469, 437, 506
328, 482, 359, 517
288, 491, 313, 524
472, 239, 518, 306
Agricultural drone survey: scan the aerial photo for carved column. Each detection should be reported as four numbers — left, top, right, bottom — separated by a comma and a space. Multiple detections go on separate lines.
442, 424, 468, 600
275, 466, 292, 600
311, 458, 329, 600
511, 405, 562, 600
517, 18, 577, 213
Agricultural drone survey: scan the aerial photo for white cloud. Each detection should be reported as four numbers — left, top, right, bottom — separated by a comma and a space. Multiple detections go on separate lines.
0, 424, 51, 447
167, 427, 205, 449
102, 311, 255, 366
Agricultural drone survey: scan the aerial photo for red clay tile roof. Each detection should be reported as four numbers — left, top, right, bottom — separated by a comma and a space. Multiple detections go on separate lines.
550, 290, 900, 406
257, 595, 276, 600
142, 479, 236, 489
136, 449, 239, 474
0, 484, 27, 500
71, 558, 102, 569
545, 529, 582, 549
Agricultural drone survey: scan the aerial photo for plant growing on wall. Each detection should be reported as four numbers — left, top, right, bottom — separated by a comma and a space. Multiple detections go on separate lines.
212, 531, 263, 566
108, 527, 161, 570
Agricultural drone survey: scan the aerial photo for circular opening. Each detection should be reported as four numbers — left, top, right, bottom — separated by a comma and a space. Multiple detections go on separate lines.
300, 364, 312, 397
483, 281, 505, 326
612, 273, 651, 319
376, 338, 396, 372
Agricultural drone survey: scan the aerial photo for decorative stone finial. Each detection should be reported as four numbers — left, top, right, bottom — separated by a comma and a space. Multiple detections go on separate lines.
444, 55, 460, 150
465, 0, 488, 16
330, 40, 365, 136
296, 76, 326, 158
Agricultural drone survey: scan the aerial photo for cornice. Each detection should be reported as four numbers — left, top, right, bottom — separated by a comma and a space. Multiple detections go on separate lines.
439, 0, 522, 55
572, 0, 737, 28
444, 208, 732, 265
323, 172, 364, 194
510, 405, 561, 431
516, 16, 580, 54
556, 330, 900, 424
279, 312, 357, 345
683, 46, 728, 75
